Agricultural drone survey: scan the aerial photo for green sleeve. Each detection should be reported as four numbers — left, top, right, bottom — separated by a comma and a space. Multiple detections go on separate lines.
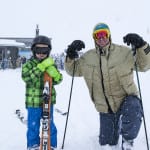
22, 60, 43, 84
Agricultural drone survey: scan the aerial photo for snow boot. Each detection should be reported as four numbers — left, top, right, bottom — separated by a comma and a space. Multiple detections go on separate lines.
101, 144, 121, 150
51, 146, 57, 150
27, 147, 39, 150
111, 145, 120, 150
27, 144, 39, 150
122, 139, 134, 150
101, 144, 113, 150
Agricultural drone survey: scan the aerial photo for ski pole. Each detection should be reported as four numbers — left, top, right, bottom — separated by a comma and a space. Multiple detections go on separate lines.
132, 44, 149, 150
61, 60, 76, 149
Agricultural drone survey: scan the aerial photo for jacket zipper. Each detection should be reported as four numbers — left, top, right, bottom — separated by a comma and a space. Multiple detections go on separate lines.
99, 54, 113, 113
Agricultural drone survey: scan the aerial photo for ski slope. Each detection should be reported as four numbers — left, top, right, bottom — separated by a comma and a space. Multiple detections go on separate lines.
0, 69, 150, 150
0, 0, 150, 149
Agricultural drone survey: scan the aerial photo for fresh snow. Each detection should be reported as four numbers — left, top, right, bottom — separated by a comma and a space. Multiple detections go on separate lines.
0, 0, 150, 149
0, 69, 150, 150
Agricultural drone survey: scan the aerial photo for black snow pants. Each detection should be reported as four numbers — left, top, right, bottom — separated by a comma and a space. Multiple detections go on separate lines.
99, 95, 143, 145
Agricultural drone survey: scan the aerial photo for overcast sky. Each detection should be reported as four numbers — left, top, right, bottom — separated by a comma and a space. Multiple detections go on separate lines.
0, 0, 150, 53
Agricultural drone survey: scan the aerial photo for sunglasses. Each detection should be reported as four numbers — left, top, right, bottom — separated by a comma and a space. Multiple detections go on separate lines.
93, 29, 110, 40
34, 47, 50, 55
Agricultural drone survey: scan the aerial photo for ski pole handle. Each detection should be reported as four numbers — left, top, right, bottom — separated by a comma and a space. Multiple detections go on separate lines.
131, 44, 136, 56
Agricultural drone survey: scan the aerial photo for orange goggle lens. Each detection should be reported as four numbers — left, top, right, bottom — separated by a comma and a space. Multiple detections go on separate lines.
93, 30, 110, 40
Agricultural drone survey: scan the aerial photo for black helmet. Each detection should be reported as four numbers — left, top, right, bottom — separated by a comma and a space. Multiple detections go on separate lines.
31, 35, 52, 50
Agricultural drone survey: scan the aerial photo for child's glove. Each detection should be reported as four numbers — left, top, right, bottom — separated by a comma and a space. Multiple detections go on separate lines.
46, 66, 62, 83
37, 57, 54, 72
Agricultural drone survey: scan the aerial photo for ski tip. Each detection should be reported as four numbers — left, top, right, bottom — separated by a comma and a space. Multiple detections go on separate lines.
15, 109, 20, 114
62, 112, 68, 116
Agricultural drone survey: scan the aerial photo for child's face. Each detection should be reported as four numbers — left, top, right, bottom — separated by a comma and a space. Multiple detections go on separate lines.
35, 53, 47, 60
35, 44, 49, 60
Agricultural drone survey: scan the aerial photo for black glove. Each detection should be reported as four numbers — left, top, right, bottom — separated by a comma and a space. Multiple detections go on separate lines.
66, 40, 85, 59
123, 33, 146, 49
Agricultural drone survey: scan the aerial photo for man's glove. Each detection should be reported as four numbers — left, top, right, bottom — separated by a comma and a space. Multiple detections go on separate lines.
37, 57, 54, 72
123, 33, 146, 49
66, 40, 85, 59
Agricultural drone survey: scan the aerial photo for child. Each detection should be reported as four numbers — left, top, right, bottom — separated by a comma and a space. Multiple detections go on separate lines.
22, 35, 63, 150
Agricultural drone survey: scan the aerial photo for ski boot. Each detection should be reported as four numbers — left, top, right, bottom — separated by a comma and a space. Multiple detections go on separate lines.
122, 139, 134, 150
27, 144, 39, 150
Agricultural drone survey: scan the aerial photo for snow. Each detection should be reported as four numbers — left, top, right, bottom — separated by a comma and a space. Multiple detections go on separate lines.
0, 69, 150, 150
0, 0, 150, 53
0, 0, 150, 149
0, 39, 25, 47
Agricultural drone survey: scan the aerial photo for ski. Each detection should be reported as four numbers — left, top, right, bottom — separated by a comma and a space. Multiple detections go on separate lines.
55, 108, 68, 116
15, 107, 67, 125
40, 72, 52, 150
15, 109, 27, 124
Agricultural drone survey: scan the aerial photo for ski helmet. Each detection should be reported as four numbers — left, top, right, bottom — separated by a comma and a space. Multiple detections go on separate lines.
31, 35, 52, 50
31, 35, 52, 58
93, 23, 111, 40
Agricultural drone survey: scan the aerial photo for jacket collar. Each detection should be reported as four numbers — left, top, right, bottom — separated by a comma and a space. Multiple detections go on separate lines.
96, 43, 111, 58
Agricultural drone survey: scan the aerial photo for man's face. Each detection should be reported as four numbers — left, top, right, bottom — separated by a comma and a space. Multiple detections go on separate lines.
95, 36, 110, 48
93, 29, 110, 48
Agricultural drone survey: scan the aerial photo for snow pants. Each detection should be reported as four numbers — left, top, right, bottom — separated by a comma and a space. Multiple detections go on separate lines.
99, 95, 143, 145
27, 105, 57, 148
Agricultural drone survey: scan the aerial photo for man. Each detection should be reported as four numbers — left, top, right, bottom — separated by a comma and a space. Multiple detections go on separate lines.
64, 23, 150, 149
22, 35, 62, 150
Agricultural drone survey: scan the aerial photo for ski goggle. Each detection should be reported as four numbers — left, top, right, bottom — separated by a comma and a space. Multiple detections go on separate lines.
33, 47, 50, 55
93, 29, 110, 40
